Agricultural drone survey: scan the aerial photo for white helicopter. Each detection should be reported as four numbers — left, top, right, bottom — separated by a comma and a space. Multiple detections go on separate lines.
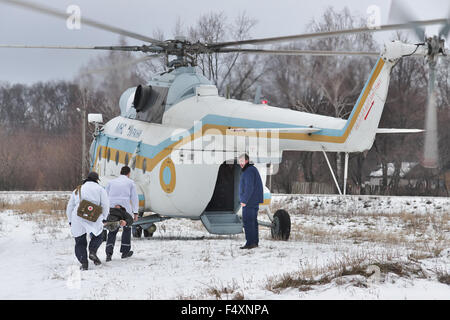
1, 0, 448, 240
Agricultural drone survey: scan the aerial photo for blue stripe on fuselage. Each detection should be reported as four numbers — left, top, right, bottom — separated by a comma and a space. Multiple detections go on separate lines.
95, 58, 381, 162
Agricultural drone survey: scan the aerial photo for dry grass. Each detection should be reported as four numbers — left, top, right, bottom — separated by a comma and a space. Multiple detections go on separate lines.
1, 199, 69, 240
175, 293, 199, 300
265, 251, 369, 293
269, 206, 449, 259
201, 279, 245, 300
1, 199, 67, 214
437, 272, 450, 285
265, 250, 428, 294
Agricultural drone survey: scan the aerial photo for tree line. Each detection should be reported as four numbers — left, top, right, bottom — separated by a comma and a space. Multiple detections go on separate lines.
0, 7, 448, 195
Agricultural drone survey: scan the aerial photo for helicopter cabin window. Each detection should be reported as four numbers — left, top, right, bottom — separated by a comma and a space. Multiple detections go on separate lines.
107, 148, 111, 162
143, 158, 147, 173
99, 147, 102, 160
133, 85, 169, 124
115, 151, 119, 165
125, 153, 129, 166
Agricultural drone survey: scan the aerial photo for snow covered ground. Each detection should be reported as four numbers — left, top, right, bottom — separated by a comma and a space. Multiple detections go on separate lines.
0, 192, 448, 300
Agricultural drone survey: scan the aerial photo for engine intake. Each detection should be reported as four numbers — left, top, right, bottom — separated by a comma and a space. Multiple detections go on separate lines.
133, 85, 152, 112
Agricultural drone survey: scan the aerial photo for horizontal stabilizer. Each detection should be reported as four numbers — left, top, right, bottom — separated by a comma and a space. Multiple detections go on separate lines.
228, 127, 321, 134
376, 128, 424, 134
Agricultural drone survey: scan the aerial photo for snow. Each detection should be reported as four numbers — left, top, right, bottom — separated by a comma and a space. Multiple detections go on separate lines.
369, 162, 418, 178
270, 193, 450, 215
0, 192, 448, 300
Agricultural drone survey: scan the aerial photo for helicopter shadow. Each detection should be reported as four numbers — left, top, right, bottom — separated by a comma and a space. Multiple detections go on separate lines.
135, 235, 240, 241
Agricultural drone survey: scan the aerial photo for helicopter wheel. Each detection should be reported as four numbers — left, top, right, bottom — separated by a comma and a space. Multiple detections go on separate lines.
143, 224, 157, 238
271, 209, 291, 241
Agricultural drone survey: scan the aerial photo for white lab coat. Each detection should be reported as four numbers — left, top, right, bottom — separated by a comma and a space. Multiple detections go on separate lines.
106, 175, 139, 219
66, 181, 110, 238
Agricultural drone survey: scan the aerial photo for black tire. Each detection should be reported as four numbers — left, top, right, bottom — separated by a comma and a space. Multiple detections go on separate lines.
132, 226, 142, 238
143, 224, 156, 238
143, 229, 153, 238
271, 209, 291, 240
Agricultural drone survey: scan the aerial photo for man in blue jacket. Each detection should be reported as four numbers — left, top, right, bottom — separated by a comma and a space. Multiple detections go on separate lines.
238, 153, 264, 249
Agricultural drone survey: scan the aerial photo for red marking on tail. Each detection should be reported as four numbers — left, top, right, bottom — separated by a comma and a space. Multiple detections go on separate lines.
364, 101, 375, 120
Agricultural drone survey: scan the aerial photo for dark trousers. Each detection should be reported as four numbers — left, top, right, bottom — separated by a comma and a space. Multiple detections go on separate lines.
74, 233, 103, 264
106, 226, 131, 255
242, 206, 259, 246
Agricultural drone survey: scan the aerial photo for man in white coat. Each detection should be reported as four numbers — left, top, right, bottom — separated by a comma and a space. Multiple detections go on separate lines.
66, 172, 110, 270
105, 166, 139, 261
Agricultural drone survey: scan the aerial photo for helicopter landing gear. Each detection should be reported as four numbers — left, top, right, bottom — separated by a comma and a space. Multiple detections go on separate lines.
132, 225, 143, 238
143, 224, 157, 238
270, 209, 291, 240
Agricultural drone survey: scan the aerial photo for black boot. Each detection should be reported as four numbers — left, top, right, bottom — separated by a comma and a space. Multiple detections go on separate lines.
121, 251, 133, 259
80, 262, 88, 271
106, 254, 112, 262
89, 252, 102, 265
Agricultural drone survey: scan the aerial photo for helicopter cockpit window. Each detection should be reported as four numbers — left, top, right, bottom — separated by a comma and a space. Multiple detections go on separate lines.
133, 85, 169, 124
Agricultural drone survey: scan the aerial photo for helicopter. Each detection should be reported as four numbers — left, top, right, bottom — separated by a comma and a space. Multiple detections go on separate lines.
1, 0, 448, 240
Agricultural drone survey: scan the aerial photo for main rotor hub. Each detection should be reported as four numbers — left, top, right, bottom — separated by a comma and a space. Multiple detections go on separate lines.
426, 35, 446, 62
159, 39, 212, 68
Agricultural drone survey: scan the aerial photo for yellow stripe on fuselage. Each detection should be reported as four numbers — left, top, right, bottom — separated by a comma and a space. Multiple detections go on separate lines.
94, 59, 385, 173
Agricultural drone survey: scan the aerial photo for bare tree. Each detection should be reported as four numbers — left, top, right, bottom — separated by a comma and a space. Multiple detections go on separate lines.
76, 37, 146, 119
265, 7, 377, 192
370, 32, 427, 194
184, 11, 265, 100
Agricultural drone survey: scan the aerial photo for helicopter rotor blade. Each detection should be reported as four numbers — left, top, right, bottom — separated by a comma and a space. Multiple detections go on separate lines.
209, 19, 447, 48
388, 0, 425, 41
216, 48, 380, 56
422, 64, 439, 169
0, 44, 164, 53
78, 54, 163, 76
0, 44, 126, 50
0, 0, 164, 45
438, 9, 450, 38
439, 22, 450, 38
0, 44, 104, 50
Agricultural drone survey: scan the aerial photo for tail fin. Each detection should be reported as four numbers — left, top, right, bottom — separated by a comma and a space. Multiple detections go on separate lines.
342, 57, 394, 152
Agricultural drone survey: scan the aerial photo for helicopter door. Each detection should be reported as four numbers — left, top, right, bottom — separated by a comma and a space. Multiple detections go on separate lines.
204, 162, 241, 213
201, 162, 243, 235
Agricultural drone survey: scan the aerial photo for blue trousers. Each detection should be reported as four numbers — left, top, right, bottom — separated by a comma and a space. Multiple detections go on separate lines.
74, 233, 103, 264
106, 226, 131, 255
242, 206, 259, 246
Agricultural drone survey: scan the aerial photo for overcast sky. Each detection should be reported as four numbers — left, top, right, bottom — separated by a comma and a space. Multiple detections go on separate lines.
0, 0, 448, 84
